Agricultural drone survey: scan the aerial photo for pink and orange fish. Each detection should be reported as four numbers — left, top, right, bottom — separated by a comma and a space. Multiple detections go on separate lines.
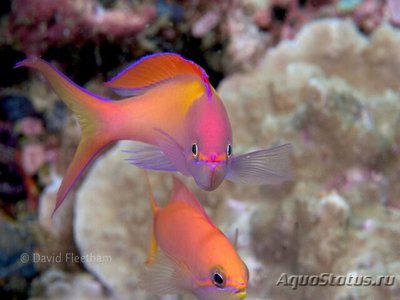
16, 53, 291, 213
142, 175, 248, 299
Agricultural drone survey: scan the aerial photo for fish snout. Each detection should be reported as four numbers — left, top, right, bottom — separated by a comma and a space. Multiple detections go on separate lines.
207, 163, 226, 190
192, 163, 227, 191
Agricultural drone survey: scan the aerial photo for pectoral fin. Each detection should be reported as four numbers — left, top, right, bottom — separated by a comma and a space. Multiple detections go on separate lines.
153, 128, 190, 176
227, 143, 293, 185
123, 144, 177, 172
140, 250, 190, 296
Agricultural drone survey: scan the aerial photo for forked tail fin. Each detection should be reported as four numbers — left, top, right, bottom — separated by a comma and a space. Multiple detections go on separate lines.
16, 58, 114, 215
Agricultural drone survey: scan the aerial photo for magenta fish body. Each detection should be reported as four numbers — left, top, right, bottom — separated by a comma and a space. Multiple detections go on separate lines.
16, 53, 292, 213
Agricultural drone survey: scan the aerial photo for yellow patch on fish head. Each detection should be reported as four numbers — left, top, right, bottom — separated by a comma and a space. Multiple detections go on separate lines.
173, 76, 208, 116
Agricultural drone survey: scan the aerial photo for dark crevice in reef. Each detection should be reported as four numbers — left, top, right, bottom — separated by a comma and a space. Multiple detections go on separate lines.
179, 35, 225, 88
0, 0, 11, 17
0, 46, 29, 87
272, 5, 288, 23
40, 37, 225, 88
43, 41, 127, 86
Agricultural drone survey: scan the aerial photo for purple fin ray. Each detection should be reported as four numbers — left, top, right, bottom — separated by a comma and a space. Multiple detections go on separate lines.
153, 128, 190, 176
226, 143, 293, 185
123, 144, 177, 172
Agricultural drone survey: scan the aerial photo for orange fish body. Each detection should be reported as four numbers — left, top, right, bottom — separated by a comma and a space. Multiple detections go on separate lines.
143, 176, 248, 300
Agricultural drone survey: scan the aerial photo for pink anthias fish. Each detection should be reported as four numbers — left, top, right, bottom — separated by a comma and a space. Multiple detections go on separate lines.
142, 175, 248, 299
16, 53, 292, 213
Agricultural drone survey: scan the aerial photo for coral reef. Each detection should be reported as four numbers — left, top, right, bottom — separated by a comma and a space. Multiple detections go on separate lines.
73, 141, 152, 297
2, 2, 400, 297
5, 0, 156, 55
217, 19, 400, 299
52, 18, 400, 299
252, 0, 399, 41
0, 210, 39, 298
29, 268, 107, 299
3, 0, 397, 89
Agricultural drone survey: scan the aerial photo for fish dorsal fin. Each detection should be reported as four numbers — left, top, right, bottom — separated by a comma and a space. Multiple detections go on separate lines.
170, 176, 213, 224
105, 53, 212, 98
233, 228, 239, 250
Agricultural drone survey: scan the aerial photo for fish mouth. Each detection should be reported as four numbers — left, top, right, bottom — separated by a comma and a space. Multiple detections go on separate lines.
234, 288, 247, 299
204, 165, 222, 191
193, 162, 225, 191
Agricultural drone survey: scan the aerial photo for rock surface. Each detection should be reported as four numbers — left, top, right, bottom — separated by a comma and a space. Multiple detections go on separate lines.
67, 19, 400, 299
30, 268, 107, 299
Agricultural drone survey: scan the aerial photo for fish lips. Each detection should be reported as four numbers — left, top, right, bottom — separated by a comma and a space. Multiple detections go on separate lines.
234, 290, 247, 299
192, 161, 227, 191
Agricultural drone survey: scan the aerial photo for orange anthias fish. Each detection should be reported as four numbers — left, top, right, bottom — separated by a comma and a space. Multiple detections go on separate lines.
142, 175, 248, 300
16, 53, 292, 213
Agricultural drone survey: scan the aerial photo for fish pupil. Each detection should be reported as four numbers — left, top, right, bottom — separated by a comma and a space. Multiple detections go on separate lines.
212, 272, 224, 288
227, 144, 232, 157
192, 143, 198, 157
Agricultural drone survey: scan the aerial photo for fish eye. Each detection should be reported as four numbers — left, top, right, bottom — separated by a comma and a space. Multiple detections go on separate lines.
227, 144, 232, 157
211, 268, 225, 288
191, 143, 199, 158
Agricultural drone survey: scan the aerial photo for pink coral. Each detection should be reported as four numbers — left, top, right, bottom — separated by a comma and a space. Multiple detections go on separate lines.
388, 0, 400, 27
353, 0, 385, 33
252, 0, 394, 43
225, 7, 269, 70
252, 0, 336, 42
17, 117, 43, 137
192, 11, 221, 38
7, 0, 156, 55
21, 143, 46, 175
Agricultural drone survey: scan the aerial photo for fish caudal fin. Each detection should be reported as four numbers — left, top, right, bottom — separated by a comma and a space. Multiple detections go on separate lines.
54, 134, 110, 214
16, 58, 114, 215
144, 173, 159, 265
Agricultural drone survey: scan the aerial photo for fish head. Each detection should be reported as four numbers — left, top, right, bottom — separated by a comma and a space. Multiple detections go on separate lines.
192, 262, 249, 300
184, 92, 233, 191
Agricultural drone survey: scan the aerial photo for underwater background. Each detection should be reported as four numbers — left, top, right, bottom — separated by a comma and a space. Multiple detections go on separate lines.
1, 0, 400, 299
